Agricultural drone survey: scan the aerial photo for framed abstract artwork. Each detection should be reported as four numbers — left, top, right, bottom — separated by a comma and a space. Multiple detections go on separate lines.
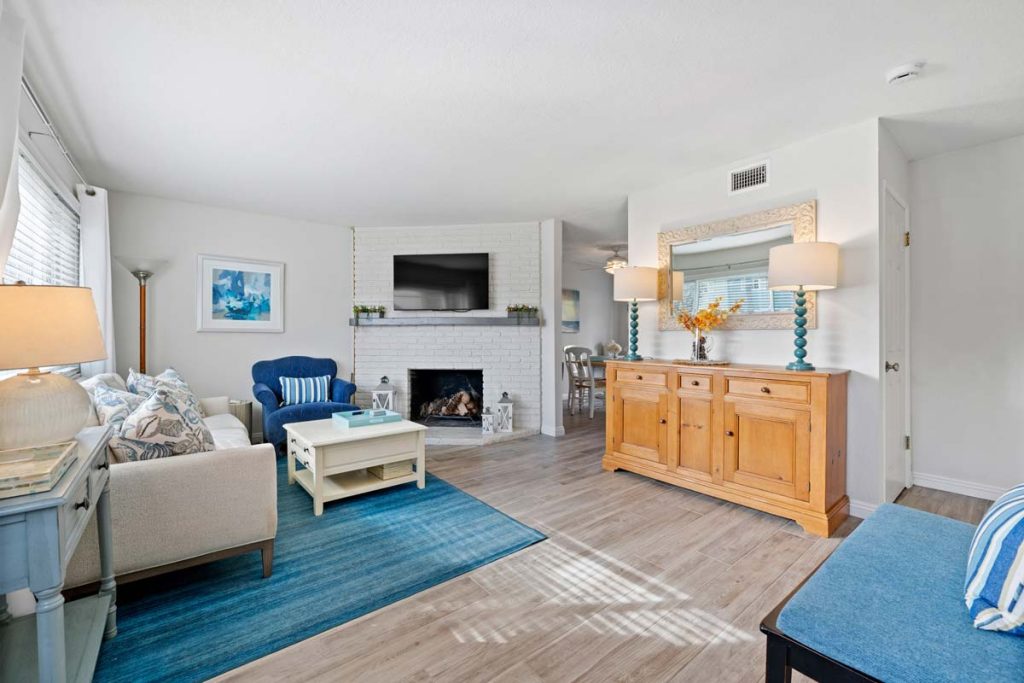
561, 288, 580, 333
196, 255, 284, 332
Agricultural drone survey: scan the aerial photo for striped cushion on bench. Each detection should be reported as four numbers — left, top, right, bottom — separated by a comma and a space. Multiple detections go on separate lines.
279, 375, 331, 406
966, 483, 1024, 635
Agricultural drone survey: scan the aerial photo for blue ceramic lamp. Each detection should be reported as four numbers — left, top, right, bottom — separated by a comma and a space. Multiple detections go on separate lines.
768, 242, 839, 371
613, 266, 658, 361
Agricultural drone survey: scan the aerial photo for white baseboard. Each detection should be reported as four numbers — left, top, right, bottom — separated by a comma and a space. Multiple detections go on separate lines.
911, 472, 1005, 502
849, 499, 879, 520
541, 425, 566, 437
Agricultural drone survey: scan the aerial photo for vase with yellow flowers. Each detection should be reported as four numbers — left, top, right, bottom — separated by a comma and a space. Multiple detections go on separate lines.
676, 297, 744, 364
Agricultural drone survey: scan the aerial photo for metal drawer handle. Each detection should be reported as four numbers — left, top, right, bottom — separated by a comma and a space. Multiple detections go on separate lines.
691, 380, 700, 386
725, 430, 735, 437
75, 498, 90, 511
290, 438, 296, 444
96, 461, 109, 471
760, 386, 771, 394
303, 447, 310, 453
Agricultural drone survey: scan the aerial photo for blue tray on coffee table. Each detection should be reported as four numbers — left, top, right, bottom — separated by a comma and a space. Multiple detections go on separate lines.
332, 409, 402, 429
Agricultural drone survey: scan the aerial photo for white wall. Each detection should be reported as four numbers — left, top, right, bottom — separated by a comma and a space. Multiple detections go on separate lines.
627, 120, 884, 510
559, 262, 619, 354
910, 134, 1024, 496
108, 191, 353, 430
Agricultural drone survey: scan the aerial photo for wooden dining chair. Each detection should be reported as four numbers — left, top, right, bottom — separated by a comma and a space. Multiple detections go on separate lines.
563, 345, 605, 418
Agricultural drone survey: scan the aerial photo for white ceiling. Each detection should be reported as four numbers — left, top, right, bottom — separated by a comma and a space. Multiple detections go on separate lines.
883, 98, 1024, 161
12, 1, 1024, 248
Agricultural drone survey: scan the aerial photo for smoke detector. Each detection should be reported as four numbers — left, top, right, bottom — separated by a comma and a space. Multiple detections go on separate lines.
886, 62, 925, 85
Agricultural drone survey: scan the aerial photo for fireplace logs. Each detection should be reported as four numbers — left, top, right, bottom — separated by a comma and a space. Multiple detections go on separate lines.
419, 389, 480, 419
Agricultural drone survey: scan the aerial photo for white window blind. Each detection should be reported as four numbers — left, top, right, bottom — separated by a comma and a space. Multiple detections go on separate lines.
2, 150, 81, 286
1, 148, 82, 379
681, 273, 795, 314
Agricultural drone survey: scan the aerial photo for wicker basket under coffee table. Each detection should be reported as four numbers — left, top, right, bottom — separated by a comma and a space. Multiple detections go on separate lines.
283, 418, 427, 516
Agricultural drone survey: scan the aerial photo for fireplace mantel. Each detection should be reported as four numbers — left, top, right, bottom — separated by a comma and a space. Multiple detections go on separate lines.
349, 316, 540, 327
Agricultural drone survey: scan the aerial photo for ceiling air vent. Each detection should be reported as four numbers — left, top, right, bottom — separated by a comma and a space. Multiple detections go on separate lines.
729, 160, 769, 194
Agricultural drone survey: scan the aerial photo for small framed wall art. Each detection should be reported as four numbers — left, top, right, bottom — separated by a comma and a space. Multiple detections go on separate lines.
197, 254, 284, 332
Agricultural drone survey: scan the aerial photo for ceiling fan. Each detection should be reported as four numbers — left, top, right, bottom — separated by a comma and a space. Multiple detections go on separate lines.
577, 244, 628, 273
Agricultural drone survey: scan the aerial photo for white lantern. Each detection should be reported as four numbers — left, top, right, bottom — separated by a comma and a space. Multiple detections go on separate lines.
481, 407, 495, 435
372, 376, 396, 412
497, 392, 514, 433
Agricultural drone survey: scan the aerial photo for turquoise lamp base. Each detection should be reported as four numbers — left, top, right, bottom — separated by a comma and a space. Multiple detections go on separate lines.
787, 286, 815, 371
625, 300, 641, 361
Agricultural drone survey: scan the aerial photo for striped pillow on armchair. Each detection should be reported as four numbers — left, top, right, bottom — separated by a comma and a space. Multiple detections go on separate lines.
279, 375, 331, 406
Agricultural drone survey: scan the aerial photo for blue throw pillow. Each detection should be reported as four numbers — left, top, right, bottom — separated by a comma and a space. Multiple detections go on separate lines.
279, 375, 331, 406
965, 483, 1024, 635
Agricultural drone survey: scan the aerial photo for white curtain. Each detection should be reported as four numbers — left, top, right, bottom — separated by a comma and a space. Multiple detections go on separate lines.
78, 184, 117, 375
0, 3, 24, 273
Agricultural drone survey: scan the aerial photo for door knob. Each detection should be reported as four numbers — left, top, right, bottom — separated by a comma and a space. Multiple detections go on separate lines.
885, 361, 900, 372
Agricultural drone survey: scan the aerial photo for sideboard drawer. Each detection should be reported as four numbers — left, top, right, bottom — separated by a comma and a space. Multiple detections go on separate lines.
726, 377, 810, 404
616, 370, 667, 387
677, 374, 712, 393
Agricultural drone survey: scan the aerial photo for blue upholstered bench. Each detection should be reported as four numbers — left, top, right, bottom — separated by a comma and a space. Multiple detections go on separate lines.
761, 504, 1024, 682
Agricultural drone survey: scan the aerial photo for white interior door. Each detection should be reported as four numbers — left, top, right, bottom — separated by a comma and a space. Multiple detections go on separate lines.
882, 183, 911, 502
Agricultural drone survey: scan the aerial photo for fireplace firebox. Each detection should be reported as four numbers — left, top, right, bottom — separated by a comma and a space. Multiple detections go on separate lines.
409, 369, 483, 426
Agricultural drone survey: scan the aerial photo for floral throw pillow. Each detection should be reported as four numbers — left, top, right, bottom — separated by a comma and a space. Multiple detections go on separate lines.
93, 384, 146, 429
127, 367, 204, 416
126, 368, 158, 396
108, 387, 215, 462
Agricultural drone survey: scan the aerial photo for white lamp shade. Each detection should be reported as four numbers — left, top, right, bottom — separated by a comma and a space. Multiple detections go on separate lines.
768, 242, 839, 292
0, 284, 107, 370
613, 266, 658, 302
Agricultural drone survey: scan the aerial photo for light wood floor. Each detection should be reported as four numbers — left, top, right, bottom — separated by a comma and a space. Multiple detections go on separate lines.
217, 409, 989, 683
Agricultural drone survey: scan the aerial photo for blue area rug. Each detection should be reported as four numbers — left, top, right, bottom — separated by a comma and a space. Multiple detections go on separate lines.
94, 461, 545, 682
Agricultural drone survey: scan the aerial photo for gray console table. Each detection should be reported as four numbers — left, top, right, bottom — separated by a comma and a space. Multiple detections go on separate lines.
0, 427, 117, 682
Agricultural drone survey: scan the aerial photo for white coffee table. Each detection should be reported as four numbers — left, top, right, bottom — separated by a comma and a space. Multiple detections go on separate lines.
284, 418, 428, 516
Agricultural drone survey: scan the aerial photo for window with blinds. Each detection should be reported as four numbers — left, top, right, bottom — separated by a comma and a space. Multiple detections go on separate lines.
1, 148, 83, 378
2, 150, 81, 286
681, 273, 795, 314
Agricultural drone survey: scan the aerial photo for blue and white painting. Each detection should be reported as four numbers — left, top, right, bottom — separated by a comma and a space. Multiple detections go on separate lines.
198, 255, 284, 332
211, 268, 272, 321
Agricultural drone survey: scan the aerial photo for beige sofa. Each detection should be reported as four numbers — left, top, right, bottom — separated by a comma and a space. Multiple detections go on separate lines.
66, 380, 278, 590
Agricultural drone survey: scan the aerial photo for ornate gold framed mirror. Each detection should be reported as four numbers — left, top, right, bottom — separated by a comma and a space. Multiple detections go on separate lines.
657, 200, 818, 331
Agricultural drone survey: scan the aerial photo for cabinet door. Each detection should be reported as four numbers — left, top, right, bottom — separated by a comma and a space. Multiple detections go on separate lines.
723, 401, 810, 502
675, 395, 714, 483
611, 385, 669, 466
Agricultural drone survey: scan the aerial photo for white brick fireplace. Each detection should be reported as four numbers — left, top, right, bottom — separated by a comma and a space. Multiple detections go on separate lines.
351, 222, 543, 439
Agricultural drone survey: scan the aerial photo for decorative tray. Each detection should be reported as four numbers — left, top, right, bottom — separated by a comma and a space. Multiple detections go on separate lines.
332, 409, 403, 429
0, 441, 78, 500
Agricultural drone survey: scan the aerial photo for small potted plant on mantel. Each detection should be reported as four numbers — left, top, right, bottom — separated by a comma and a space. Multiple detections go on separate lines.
353, 305, 386, 323
506, 304, 538, 323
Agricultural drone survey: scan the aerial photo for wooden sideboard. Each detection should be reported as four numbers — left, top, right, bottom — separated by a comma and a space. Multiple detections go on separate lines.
602, 360, 849, 537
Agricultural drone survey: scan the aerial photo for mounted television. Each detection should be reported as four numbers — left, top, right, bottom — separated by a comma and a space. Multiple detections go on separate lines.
393, 253, 489, 311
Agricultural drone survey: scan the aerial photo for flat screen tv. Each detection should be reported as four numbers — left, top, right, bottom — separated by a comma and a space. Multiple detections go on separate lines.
393, 253, 489, 311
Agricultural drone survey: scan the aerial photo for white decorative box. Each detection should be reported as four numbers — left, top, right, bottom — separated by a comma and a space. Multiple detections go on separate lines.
0, 441, 78, 500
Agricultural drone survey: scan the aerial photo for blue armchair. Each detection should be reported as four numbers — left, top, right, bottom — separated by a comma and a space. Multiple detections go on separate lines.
252, 356, 358, 456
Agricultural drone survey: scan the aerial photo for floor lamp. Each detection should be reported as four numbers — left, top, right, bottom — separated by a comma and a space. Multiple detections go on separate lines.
131, 270, 152, 373
115, 256, 165, 374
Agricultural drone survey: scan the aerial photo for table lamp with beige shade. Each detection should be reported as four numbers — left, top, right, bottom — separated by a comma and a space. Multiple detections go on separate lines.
0, 282, 107, 449
768, 242, 839, 371
613, 266, 658, 361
